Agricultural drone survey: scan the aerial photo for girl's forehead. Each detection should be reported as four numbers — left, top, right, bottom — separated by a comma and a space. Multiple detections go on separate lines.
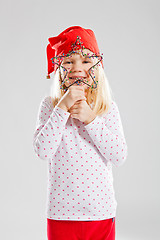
63, 49, 94, 59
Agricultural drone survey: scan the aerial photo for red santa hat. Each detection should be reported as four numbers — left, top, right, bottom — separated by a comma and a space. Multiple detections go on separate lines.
46, 26, 104, 79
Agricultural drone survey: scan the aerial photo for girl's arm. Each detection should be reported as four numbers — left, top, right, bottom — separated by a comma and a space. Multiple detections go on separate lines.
84, 101, 128, 167
33, 96, 70, 161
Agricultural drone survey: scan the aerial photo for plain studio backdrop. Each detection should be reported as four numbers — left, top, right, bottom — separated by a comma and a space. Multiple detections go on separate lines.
0, 0, 159, 239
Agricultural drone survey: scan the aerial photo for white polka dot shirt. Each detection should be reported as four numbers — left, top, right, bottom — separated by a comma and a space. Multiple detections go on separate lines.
33, 96, 128, 221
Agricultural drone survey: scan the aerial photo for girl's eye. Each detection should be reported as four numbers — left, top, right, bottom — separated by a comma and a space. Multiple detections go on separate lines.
64, 61, 72, 64
83, 61, 90, 63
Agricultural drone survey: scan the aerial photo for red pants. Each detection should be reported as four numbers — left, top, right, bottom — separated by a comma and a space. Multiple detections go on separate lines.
47, 217, 115, 240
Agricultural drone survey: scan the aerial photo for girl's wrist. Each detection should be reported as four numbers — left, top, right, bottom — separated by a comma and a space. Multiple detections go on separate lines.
57, 103, 68, 112
85, 113, 96, 125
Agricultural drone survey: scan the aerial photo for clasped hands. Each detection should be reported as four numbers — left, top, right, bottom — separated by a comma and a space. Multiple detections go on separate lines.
68, 99, 96, 125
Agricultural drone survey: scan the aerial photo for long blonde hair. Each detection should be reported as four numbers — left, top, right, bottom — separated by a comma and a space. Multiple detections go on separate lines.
50, 63, 115, 116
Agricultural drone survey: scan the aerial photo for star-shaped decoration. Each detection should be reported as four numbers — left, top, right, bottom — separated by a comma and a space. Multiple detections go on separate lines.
50, 36, 103, 91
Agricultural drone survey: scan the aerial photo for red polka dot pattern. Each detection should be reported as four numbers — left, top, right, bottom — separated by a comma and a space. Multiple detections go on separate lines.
33, 96, 128, 220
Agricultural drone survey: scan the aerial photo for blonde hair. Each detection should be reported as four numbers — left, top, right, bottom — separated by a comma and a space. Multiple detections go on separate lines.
49, 62, 115, 117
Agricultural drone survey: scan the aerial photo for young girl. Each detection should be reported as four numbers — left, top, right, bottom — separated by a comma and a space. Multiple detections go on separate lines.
33, 26, 128, 240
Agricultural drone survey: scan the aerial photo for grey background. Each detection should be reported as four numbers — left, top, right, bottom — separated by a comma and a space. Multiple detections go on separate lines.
0, 0, 159, 239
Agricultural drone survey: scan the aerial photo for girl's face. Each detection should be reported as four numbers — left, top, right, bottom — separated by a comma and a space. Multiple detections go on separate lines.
60, 48, 98, 95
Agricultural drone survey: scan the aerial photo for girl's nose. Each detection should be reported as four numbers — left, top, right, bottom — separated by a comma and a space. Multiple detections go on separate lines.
71, 61, 83, 72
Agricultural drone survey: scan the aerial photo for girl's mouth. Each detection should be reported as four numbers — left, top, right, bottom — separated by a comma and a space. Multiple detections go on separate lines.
69, 77, 86, 79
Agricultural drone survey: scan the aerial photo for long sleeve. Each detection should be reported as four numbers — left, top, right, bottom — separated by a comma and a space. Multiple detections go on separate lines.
33, 96, 70, 161
84, 100, 128, 167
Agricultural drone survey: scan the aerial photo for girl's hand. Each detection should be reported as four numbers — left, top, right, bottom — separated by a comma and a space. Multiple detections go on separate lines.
69, 99, 97, 124
57, 85, 86, 111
